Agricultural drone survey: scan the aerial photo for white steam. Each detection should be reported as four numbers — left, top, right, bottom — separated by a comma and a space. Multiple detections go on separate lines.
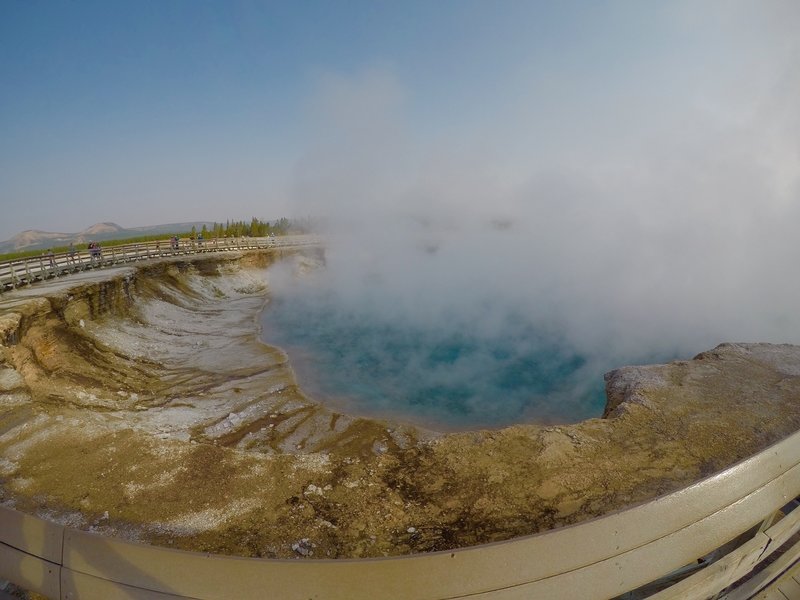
275, 4, 800, 424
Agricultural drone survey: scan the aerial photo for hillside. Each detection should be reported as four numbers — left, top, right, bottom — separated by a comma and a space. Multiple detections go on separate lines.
0, 222, 215, 253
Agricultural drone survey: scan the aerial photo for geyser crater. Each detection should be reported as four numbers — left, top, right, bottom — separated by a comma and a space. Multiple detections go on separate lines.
260, 252, 667, 431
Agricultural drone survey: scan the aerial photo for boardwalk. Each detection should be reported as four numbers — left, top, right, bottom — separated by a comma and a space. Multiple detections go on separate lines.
0, 234, 320, 293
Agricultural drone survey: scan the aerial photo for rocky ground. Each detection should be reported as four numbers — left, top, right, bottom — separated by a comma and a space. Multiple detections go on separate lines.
1, 248, 800, 559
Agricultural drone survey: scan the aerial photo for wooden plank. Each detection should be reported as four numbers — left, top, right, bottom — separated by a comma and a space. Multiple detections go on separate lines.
0, 541, 60, 599
0, 505, 63, 564
457, 496, 794, 600
765, 507, 800, 550
777, 576, 800, 600
721, 527, 800, 599
731, 557, 800, 600
646, 533, 769, 599
61, 569, 187, 600
753, 588, 789, 600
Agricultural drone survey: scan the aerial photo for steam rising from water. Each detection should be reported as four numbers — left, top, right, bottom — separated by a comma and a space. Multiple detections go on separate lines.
266, 4, 800, 428
262, 273, 612, 429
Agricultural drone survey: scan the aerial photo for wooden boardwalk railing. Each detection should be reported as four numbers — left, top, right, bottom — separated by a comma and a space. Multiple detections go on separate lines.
3, 428, 800, 599
0, 235, 320, 293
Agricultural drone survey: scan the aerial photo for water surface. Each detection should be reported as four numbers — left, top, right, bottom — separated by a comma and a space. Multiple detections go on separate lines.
260, 287, 616, 430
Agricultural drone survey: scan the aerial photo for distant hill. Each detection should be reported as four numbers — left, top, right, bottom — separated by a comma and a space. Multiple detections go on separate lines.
0, 222, 215, 254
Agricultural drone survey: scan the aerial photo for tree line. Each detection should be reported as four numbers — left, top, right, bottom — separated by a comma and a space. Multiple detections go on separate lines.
195, 217, 297, 239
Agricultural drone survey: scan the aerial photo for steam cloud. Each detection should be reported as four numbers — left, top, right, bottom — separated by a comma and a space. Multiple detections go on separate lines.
272, 4, 800, 426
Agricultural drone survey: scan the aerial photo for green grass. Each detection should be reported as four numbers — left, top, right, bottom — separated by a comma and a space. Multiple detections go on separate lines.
0, 231, 194, 262
0, 229, 301, 263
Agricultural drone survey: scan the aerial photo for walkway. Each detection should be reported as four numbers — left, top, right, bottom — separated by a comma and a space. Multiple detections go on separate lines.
0, 234, 320, 292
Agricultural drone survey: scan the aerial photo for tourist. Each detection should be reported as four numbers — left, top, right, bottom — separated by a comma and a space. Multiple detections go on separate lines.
88, 242, 102, 264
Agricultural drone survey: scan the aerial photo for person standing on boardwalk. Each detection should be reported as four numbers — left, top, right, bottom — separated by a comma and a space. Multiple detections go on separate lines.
88, 242, 100, 264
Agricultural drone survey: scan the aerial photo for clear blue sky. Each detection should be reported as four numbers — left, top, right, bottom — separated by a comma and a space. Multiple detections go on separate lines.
0, 1, 797, 241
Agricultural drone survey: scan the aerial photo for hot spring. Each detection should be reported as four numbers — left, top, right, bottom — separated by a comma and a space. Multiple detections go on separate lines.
259, 254, 672, 431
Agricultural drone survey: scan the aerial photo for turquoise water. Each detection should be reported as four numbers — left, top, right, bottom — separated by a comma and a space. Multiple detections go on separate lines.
260, 289, 612, 430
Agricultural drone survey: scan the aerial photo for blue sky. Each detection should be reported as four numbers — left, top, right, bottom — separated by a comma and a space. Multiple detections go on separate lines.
0, 1, 798, 241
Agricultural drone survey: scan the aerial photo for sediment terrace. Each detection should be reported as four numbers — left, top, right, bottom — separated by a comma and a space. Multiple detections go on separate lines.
1, 247, 800, 559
